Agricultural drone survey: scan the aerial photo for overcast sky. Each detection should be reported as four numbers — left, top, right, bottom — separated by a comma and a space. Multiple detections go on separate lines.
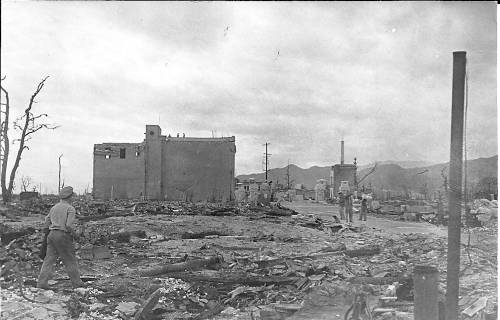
1, 1, 497, 194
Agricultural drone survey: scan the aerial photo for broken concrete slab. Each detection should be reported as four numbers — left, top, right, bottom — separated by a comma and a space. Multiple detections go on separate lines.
93, 245, 112, 259
78, 244, 112, 260
116, 301, 140, 317
462, 296, 489, 317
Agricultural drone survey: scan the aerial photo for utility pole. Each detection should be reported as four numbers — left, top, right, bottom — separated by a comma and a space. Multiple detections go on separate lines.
353, 157, 358, 191
263, 143, 271, 181
58, 153, 63, 193
446, 51, 466, 320
286, 159, 290, 190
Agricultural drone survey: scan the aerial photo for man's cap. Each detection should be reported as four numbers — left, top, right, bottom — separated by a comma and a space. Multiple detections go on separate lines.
59, 186, 75, 199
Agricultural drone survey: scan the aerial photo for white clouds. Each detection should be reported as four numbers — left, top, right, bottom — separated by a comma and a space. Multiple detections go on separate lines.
0, 1, 496, 193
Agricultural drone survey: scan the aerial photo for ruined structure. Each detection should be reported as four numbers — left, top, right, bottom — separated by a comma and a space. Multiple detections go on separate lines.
314, 179, 327, 201
93, 125, 236, 201
330, 140, 357, 196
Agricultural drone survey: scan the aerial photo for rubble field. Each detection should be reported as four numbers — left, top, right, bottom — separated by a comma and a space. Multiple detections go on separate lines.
0, 198, 497, 320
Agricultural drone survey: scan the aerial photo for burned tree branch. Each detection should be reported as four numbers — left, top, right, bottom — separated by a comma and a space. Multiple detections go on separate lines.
20, 175, 32, 192
1, 76, 57, 203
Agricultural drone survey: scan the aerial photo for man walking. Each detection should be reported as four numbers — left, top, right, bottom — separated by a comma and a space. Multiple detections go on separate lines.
37, 186, 85, 289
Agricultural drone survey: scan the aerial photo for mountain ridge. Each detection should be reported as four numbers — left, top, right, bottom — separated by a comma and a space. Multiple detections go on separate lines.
236, 155, 498, 193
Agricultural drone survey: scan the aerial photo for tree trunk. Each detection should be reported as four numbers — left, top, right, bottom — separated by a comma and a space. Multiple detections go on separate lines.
7, 107, 30, 200
0, 80, 10, 203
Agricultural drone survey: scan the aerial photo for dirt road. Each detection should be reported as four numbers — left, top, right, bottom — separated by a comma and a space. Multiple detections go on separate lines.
284, 200, 496, 248
285, 200, 447, 236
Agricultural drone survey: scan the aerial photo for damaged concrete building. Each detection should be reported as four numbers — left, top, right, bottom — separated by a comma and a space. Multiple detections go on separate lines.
330, 140, 357, 196
93, 125, 236, 202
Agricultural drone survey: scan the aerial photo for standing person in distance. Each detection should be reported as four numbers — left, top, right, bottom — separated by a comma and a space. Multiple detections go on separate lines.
345, 192, 353, 223
338, 192, 345, 220
359, 198, 368, 221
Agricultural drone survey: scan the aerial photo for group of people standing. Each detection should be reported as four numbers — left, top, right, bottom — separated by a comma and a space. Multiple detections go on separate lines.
337, 192, 368, 223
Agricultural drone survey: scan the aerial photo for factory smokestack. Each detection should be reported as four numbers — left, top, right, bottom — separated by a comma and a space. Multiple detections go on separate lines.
341, 140, 344, 165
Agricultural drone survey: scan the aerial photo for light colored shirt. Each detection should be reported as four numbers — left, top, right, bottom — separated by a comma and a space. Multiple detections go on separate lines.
44, 200, 77, 232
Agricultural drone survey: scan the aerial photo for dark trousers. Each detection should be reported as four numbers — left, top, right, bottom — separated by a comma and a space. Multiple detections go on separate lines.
359, 207, 367, 221
346, 206, 353, 223
339, 205, 345, 219
37, 230, 83, 288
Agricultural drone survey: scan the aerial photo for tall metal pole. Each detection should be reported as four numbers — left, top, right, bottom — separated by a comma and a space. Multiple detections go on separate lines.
341, 140, 345, 165
446, 51, 466, 320
287, 159, 290, 190
265, 143, 268, 181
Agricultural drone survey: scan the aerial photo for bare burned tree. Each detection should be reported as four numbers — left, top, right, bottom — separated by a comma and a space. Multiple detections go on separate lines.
20, 175, 33, 192
0, 76, 58, 203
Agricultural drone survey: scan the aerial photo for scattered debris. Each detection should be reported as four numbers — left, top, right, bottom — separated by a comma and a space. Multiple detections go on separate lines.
462, 296, 489, 317
0, 199, 496, 320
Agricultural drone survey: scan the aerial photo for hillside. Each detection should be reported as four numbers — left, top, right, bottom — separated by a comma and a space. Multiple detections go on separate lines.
357, 160, 436, 171
358, 155, 498, 193
237, 155, 498, 193
237, 164, 330, 189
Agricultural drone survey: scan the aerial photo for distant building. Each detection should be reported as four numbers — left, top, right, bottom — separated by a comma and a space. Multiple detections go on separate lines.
235, 178, 272, 204
330, 140, 357, 195
235, 184, 247, 202
93, 125, 236, 202
332, 164, 356, 194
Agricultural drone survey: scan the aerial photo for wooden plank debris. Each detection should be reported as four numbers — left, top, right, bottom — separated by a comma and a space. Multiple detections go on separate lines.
134, 288, 163, 320
139, 256, 223, 277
